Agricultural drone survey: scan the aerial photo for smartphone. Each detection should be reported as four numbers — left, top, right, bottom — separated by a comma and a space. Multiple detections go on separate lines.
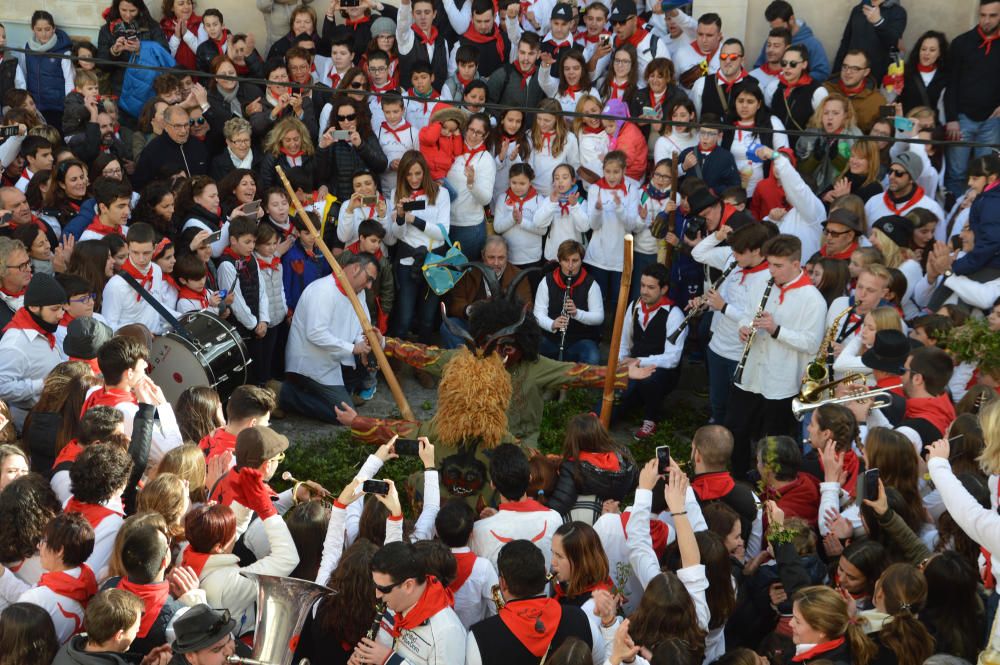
218, 289, 228, 299
950, 235, 963, 252
333, 129, 352, 141
599, 34, 610, 46
0, 125, 18, 138
0, 212, 12, 226
341, 0, 360, 6
402, 200, 426, 212
394, 438, 420, 456
641, 106, 659, 118
878, 105, 896, 119
893, 116, 915, 133
864, 468, 880, 502
243, 200, 261, 216
362, 195, 378, 206
207, 230, 223, 243
656, 445, 670, 475
362, 479, 390, 495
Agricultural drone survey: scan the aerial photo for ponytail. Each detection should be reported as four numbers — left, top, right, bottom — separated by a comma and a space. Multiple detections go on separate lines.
880, 611, 934, 665
844, 621, 878, 665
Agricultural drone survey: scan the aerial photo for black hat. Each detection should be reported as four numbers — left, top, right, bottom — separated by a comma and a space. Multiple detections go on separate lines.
171, 605, 236, 654
608, 0, 637, 23
872, 215, 914, 248
24, 273, 67, 308
235, 425, 289, 469
550, 2, 573, 22
861, 329, 909, 374
688, 188, 719, 216
63, 317, 113, 360
822, 208, 864, 235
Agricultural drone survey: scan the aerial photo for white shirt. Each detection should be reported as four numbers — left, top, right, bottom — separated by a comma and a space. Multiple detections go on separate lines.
528, 133, 581, 198
387, 190, 451, 265
671, 39, 722, 93
217, 257, 270, 330
447, 148, 495, 228
725, 118, 790, 197
534, 279, 604, 333
618, 298, 685, 369
81, 385, 183, 473
492, 191, 548, 265
17, 567, 88, 643
0, 324, 62, 426
577, 130, 611, 176
376, 120, 418, 195
449, 547, 497, 630
285, 276, 368, 386
337, 195, 391, 246
535, 197, 589, 262
583, 179, 640, 271
469, 501, 563, 572
767, 154, 825, 261
863, 188, 945, 234
101, 263, 180, 335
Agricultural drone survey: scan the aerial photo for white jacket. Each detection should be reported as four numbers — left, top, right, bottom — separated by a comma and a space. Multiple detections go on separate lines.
536, 197, 589, 262
583, 179, 640, 271
449, 547, 497, 630
376, 599, 468, 665
447, 149, 495, 228
388, 190, 450, 265
527, 133, 581, 197
470, 500, 564, 572
0, 325, 61, 424
492, 192, 548, 265
767, 155, 825, 262
101, 264, 181, 335
376, 121, 419, 194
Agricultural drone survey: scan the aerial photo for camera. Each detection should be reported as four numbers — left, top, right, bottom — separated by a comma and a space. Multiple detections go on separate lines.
683, 215, 707, 241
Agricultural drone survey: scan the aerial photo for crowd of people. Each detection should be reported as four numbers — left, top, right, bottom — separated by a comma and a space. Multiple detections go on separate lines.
0, 0, 998, 662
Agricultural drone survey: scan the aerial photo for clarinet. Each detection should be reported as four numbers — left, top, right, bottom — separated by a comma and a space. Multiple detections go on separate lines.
732, 277, 775, 384
557, 283, 571, 361
366, 601, 387, 641
667, 262, 738, 344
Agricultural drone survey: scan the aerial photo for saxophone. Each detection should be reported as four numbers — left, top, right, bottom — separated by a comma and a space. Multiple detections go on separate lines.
803, 305, 852, 391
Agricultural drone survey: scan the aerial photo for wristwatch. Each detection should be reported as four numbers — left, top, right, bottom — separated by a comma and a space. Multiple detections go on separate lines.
943, 269, 953, 279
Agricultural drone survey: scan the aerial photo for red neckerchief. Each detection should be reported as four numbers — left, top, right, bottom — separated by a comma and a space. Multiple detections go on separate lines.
328, 70, 342, 88
463, 142, 487, 168
498, 597, 562, 657
792, 637, 846, 662
178, 285, 209, 309
564, 84, 581, 100
68, 200, 82, 214
717, 68, 748, 93
121, 259, 153, 301
280, 147, 304, 167
181, 549, 211, 577
818, 449, 861, 498
117, 579, 170, 637
539, 131, 555, 152
332, 274, 350, 297
38, 566, 98, 605
639, 295, 672, 326
73, 357, 101, 374
691, 471, 735, 500
3, 308, 55, 348
506, 187, 537, 212
64, 497, 123, 530
463, 24, 504, 61
740, 260, 769, 284
210, 30, 229, 54
778, 270, 811, 304
408, 87, 439, 113
596, 177, 626, 194
85, 216, 125, 238
760, 62, 781, 76
222, 247, 249, 267
52, 440, 85, 470
546, 37, 572, 51
498, 498, 549, 512
875, 374, 906, 396
347, 240, 384, 261
619, 511, 669, 558
0, 286, 24, 298
456, 72, 474, 88
552, 268, 587, 297
579, 31, 608, 44
345, 15, 370, 27
607, 79, 629, 99
903, 392, 957, 437
513, 61, 536, 89
381, 120, 412, 143
371, 79, 395, 93
626, 27, 649, 49
413, 24, 438, 46
819, 240, 859, 261
780, 73, 813, 99
448, 551, 477, 593
883, 185, 925, 215
267, 86, 290, 106
648, 88, 666, 110
256, 254, 280, 271
198, 426, 236, 459
837, 78, 867, 97
553, 577, 614, 601
979, 27, 1000, 55
11, 214, 53, 236
81, 386, 137, 415
390, 577, 453, 637
916, 63, 937, 73
581, 124, 604, 135
577, 451, 621, 472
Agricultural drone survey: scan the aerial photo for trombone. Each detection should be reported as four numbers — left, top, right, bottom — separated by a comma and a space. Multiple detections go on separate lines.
791, 374, 901, 421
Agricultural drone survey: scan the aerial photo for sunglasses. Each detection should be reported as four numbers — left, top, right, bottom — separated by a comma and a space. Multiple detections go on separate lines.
337, 113, 357, 122
719, 53, 741, 62
189, 117, 207, 126
888, 168, 908, 177
373, 579, 406, 594
823, 228, 852, 238
780, 59, 802, 67
349, 81, 365, 89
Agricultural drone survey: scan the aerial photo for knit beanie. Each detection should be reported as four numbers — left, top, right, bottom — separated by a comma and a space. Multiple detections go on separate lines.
24, 273, 68, 307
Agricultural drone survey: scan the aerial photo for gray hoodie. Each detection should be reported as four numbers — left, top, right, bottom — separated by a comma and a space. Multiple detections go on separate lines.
52, 635, 133, 665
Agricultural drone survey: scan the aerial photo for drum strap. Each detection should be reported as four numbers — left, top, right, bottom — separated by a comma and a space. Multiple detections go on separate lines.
119, 271, 194, 341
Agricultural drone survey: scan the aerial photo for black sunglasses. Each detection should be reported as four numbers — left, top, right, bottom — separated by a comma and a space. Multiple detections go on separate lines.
373, 579, 406, 594
337, 113, 357, 122
189, 117, 207, 126
349, 81, 365, 89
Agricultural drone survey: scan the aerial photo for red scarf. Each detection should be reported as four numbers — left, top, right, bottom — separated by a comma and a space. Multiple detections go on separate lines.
638, 295, 672, 326
760, 62, 782, 76
916, 63, 937, 73
717, 68, 748, 93
3, 308, 55, 348
818, 449, 861, 498
513, 61, 536, 89
117, 579, 170, 637
0, 286, 25, 299
690, 37, 718, 60
448, 551, 478, 593
59, 311, 75, 327
121, 259, 153, 301
72, 357, 102, 374
619, 511, 669, 558
464, 143, 487, 168
792, 637, 846, 662
498, 597, 563, 657
562, 84, 581, 101
552, 268, 588, 297
882, 186, 925, 215
64, 498, 123, 530
413, 25, 438, 46
462, 24, 504, 61
577, 451, 620, 472
328, 70, 342, 88
256, 254, 280, 271
596, 178, 627, 194
903, 392, 956, 437
876, 374, 906, 396
819, 240, 859, 261
546, 37, 573, 51
390, 577, 453, 637
780, 73, 813, 99
81, 387, 136, 415
39, 566, 98, 605
381, 121, 412, 143
778, 270, 811, 304
52, 440, 85, 470
626, 27, 650, 49
691, 471, 735, 500
198, 427, 237, 459
181, 549, 212, 577
499, 498, 550, 512
178, 285, 209, 309
553, 577, 614, 601
979, 27, 1000, 55
345, 15, 370, 27
607, 79, 629, 100
837, 78, 867, 96
210, 29, 230, 54
506, 187, 537, 212
347, 240, 383, 261
223, 247, 249, 266
280, 147, 304, 167
740, 260, 769, 284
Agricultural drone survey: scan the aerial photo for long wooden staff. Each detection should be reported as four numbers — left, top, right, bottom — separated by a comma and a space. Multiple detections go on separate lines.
600, 234, 634, 428
275, 166, 415, 421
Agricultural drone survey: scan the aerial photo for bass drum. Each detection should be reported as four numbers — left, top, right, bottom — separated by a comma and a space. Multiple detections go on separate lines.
148, 311, 250, 404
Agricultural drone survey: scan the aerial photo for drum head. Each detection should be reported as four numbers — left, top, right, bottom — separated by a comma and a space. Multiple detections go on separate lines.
149, 335, 212, 405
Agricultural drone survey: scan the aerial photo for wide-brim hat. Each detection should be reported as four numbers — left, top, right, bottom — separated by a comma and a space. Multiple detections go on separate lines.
171, 605, 236, 654
861, 329, 909, 374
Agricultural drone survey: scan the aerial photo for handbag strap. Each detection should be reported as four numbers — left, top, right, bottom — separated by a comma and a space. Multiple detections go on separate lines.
436, 223, 453, 247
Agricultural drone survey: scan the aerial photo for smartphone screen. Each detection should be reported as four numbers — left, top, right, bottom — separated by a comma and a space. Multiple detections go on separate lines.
362, 479, 390, 495
243, 200, 261, 215
0, 125, 18, 138
864, 468, 879, 502
394, 438, 420, 456
656, 446, 670, 475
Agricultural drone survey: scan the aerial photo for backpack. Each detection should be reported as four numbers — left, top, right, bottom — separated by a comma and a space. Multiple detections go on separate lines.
119, 40, 175, 119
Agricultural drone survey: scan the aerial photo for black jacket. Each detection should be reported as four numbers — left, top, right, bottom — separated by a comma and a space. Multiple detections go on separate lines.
132, 133, 210, 189
833, 0, 907, 83
899, 67, 947, 119
317, 137, 388, 201
248, 95, 319, 143
546, 453, 638, 516
946, 26, 1000, 123
96, 20, 170, 94
257, 152, 320, 191
211, 149, 263, 182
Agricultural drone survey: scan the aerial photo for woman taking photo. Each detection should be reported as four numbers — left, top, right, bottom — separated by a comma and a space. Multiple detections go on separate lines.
217, 168, 261, 219
654, 99, 699, 166
97, 0, 168, 95
250, 60, 318, 143
721, 79, 788, 197
317, 98, 387, 202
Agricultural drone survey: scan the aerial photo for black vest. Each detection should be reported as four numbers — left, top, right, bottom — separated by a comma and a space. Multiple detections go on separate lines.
543, 271, 601, 344
0, 58, 17, 108
471, 599, 593, 665
700, 76, 743, 119
459, 29, 511, 79
629, 302, 671, 358
771, 79, 822, 131
217, 252, 261, 323
398, 30, 450, 92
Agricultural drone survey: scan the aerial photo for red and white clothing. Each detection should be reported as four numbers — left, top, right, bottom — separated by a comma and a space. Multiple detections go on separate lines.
404, 89, 441, 132
863, 186, 945, 234
583, 178, 641, 272
79, 219, 129, 242
493, 188, 548, 265
469, 498, 563, 571
387, 190, 451, 265
373, 577, 468, 665
101, 262, 181, 335
765, 154, 826, 261
50, 439, 86, 504
631, 187, 675, 256
618, 297, 686, 369
448, 546, 497, 629
337, 196, 392, 246
376, 120, 418, 194
577, 127, 611, 177
176, 285, 214, 315
55, 312, 109, 361
10, 565, 97, 643
536, 193, 589, 262
670, 37, 721, 92
606, 29, 667, 90
725, 118, 790, 197
447, 146, 495, 229
14, 167, 35, 193
527, 132, 581, 197
63, 497, 125, 580
0, 309, 63, 426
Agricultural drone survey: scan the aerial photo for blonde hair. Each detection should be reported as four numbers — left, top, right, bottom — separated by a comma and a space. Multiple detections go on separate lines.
263, 116, 315, 157
156, 445, 208, 504
869, 228, 911, 269
532, 99, 568, 157
73, 69, 99, 89
137, 473, 189, 540
977, 400, 1000, 475
792, 586, 877, 665
869, 305, 902, 333
847, 140, 881, 186
808, 93, 856, 132
572, 94, 603, 135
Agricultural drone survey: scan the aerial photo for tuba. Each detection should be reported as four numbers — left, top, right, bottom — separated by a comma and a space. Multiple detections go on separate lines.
226, 572, 331, 665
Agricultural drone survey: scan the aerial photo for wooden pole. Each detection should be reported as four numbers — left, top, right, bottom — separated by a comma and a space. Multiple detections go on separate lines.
655, 152, 678, 268
600, 234, 634, 428
274, 166, 415, 421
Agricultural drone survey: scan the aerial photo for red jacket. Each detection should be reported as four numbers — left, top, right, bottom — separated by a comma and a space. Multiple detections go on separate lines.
609, 122, 648, 182
419, 121, 464, 181
773, 473, 821, 528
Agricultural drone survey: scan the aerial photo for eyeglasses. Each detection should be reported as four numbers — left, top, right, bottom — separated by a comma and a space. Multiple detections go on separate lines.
779, 59, 802, 67
229, 137, 251, 145
841, 64, 867, 73
823, 227, 853, 238
189, 117, 207, 126
467, 127, 486, 136
167, 122, 189, 129
337, 113, 357, 122
698, 130, 719, 138
719, 53, 741, 61
368, 65, 388, 73
888, 168, 908, 178
349, 81, 365, 89
651, 171, 671, 179
6, 260, 31, 272
612, 58, 631, 66
373, 579, 406, 594
69, 293, 97, 304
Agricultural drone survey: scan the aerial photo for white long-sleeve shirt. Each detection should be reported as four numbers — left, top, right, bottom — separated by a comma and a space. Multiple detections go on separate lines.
618, 299, 685, 369
216, 258, 270, 330
15, 567, 88, 643
768, 154, 825, 261
447, 148, 495, 228
492, 192, 548, 265
583, 179, 640, 271
469, 500, 564, 572
528, 133, 581, 198
285, 276, 368, 386
181, 218, 230, 257
533, 279, 604, 333
0, 325, 61, 426
376, 121, 418, 195
337, 196, 391, 246
167, 23, 208, 58
101, 264, 181, 335
536, 197, 589, 262
577, 130, 610, 176
863, 189, 945, 235
449, 546, 497, 630
80, 386, 183, 474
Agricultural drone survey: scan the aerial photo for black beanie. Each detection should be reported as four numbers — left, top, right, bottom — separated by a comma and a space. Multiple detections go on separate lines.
24, 273, 68, 307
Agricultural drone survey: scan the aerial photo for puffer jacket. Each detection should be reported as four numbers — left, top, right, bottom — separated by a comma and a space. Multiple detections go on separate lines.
954, 180, 1000, 275
547, 451, 639, 521
317, 136, 388, 202
22, 29, 72, 112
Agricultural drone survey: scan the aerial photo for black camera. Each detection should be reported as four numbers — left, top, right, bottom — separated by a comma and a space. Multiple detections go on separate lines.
684, 215, 707, 241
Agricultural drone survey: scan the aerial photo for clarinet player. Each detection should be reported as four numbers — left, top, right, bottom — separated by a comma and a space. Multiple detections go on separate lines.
723, 234, 826, 479
534, 241, 605, 365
